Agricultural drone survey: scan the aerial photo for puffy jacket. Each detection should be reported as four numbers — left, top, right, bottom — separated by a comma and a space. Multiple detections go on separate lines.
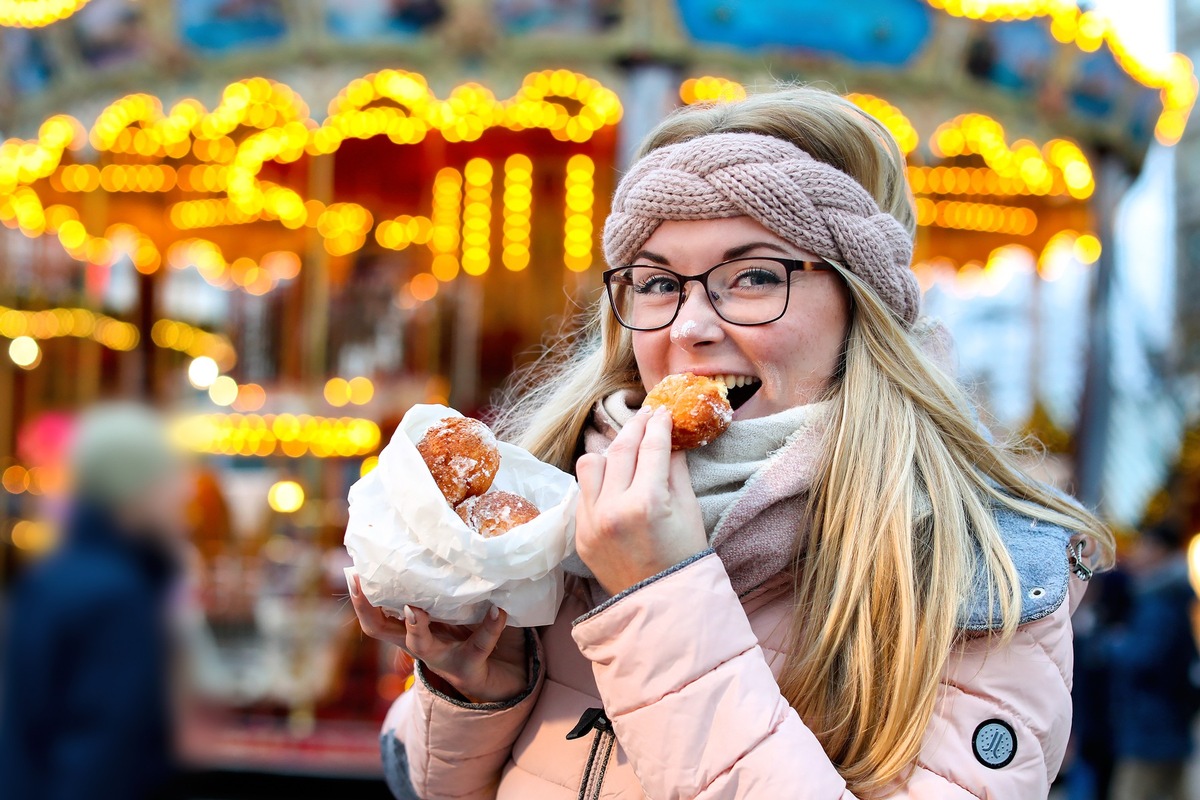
381, 523, 1088, 799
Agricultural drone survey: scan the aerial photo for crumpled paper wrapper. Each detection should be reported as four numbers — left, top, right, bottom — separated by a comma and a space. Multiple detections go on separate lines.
344, 404, 578, 627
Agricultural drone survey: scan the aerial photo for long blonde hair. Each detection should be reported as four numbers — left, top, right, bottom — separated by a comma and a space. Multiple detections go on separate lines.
493, 86, 1113, 795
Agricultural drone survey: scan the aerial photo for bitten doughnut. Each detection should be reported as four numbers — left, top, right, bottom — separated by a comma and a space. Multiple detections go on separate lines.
643, 373, 733, 450
456, 491, 541, 538
416, 417, 500, 505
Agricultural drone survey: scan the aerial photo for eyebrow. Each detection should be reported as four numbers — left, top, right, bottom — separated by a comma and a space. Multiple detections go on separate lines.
633, 241, 794, 264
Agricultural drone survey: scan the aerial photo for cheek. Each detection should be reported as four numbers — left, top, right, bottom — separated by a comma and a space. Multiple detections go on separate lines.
631, 331, 671, 389
739, 289, 849, 379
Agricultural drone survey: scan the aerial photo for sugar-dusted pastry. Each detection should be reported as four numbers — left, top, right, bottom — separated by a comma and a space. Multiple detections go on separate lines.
456, 491, 540, 538
642, 373, 733, 450
416, 417, 500, 505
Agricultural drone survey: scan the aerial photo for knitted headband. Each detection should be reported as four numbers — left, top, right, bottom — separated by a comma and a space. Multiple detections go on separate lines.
601, 131, 920, 326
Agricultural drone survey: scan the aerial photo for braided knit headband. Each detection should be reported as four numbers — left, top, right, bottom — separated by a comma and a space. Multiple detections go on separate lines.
601, 131, 920, 326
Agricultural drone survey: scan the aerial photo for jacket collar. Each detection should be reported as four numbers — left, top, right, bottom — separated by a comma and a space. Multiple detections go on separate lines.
960, 504, 1077, 631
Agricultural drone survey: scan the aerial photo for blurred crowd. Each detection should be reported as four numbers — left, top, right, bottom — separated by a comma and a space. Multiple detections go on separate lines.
1065, 524, 1200, 800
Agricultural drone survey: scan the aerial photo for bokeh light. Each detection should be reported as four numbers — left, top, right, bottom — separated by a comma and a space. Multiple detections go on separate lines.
267, 480, 305, 513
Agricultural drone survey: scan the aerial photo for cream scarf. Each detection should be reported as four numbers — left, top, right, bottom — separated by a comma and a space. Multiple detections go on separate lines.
564, 388, 834, 600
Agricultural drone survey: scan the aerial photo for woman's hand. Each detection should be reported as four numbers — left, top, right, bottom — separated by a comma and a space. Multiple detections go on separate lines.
349, 575, 529, 704
575, 407, 708, 596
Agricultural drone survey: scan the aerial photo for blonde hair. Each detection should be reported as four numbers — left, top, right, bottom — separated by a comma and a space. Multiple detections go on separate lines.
494, 85, 1113, 795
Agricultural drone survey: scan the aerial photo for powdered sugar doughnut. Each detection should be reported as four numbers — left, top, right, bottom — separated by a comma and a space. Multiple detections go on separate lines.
416, 417, 500, 505
456, 491, 540, 538
643, 373, 733, 450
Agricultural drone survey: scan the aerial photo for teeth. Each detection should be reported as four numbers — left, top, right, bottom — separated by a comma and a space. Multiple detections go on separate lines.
712, 374, 758, 389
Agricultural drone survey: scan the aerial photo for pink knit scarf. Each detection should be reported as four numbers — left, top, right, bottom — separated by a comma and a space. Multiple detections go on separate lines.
566, 389, 833, 604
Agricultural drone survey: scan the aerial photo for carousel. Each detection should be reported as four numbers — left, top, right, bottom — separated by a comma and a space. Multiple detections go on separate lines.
0, 0, 1191, 779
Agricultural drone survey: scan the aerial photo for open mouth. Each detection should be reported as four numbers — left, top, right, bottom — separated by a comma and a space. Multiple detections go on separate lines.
711, 374, 762, 411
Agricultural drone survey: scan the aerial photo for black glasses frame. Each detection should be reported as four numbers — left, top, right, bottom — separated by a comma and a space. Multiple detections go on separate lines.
602, 256, 836, 332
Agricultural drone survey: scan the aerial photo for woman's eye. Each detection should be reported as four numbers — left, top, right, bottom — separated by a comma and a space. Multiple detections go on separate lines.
635, 275, 680, 295
733, 268, 783, 288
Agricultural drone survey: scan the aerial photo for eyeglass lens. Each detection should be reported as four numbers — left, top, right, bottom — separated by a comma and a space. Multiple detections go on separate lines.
607, 259, 793, 330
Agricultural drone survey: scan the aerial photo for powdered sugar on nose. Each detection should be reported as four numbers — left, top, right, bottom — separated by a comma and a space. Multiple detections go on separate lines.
671, 320, 698, 341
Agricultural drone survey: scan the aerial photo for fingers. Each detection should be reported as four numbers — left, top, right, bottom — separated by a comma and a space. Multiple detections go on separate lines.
600, 407, 651, 492
575, 452, 606, 503
466, 606, 508, 660
350, 582, 411, 649
633, 408, 673, 487
403, 604, 436, 659
667, 451, 696, 497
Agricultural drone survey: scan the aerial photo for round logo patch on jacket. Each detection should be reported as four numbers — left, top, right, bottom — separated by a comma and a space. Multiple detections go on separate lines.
972, 719, 1017, 768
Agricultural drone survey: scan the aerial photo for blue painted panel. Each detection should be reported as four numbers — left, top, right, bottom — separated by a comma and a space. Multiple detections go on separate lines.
675, 0, 933, 66
1070, 48, 1126, 119
178, 0, 287, 53
982, 19, 1056, 93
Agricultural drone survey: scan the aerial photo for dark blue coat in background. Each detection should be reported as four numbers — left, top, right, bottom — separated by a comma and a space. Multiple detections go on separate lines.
1107, 556, 1199, 762
0, 503, 178, 800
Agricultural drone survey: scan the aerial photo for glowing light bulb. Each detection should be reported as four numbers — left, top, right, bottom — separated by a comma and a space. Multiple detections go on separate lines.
188, 356, 219, 389
268, 480, 305, 513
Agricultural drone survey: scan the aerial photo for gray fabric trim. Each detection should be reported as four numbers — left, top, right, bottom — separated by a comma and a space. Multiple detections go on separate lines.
960, 505, 1076, 631
572, 549, 715, 626
380, 735, 421, 800
415, 627, 541, 710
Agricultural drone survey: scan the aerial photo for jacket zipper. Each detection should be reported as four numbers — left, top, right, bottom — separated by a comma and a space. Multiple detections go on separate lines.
567, 707, 615, 800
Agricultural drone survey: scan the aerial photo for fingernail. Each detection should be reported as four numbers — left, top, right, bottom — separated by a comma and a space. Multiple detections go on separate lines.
638, 404, 654, 415
403, 605, 416, 625
489, 606, 500, 621
654, 407, 670, 418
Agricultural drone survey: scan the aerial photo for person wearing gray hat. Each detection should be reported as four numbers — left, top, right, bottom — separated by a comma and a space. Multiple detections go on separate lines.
0, 402, 190, 800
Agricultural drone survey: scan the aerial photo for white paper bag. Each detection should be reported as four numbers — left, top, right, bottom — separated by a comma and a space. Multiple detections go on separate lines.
344, 404, 578, 626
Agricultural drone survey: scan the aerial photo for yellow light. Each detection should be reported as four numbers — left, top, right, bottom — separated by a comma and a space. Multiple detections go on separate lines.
0, 1, 92, 30
233, 382, 267, 412
360, 456, 379, 477
679, 76, 747, 105
324, 377, 350, 407
9, 335, 39, 368
1187, 534, 1200, 599
10, 519, 56, 553
1074, 233, 1102, 264
845, 93, 920, 155
348, 376, 375, 405
409, 273, 439, 302
563, 155, 594, 272
188, 355, 219, 389
208, 375, 238, 406
267, 480, 305, 513
461, 157, 492, 276
2, 465, 29, 493
503, 153, 533, 271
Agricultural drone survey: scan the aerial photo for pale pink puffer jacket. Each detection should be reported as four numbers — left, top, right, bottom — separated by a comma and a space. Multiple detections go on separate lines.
381, 541, 1087, 799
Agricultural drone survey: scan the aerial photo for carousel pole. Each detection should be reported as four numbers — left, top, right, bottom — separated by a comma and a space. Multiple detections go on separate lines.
137, 271, 159, 401
303, 155, 334, 385
1074, 154, 1131, 510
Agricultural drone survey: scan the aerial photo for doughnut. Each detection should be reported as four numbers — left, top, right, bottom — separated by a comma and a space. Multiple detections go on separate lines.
456, 491, 540, 538
643, 373, 733, 450
416, 417, 500, 505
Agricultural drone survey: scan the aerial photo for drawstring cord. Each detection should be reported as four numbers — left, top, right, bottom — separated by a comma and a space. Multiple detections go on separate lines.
567, 707, 615, 800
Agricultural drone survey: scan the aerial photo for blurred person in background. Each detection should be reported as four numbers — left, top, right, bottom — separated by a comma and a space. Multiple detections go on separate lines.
0, 402, 190, 800
1068, 564, 1133, 800
1108, 523, 1199, 800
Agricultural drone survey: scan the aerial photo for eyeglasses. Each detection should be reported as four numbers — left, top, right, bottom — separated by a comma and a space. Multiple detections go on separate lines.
602, 256, 836, 332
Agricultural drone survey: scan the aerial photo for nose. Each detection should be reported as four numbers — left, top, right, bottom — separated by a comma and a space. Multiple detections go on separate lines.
670, 284, 725, 349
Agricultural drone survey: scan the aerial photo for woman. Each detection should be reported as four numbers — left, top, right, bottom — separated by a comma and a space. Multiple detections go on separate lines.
350, 86, 1113, 798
